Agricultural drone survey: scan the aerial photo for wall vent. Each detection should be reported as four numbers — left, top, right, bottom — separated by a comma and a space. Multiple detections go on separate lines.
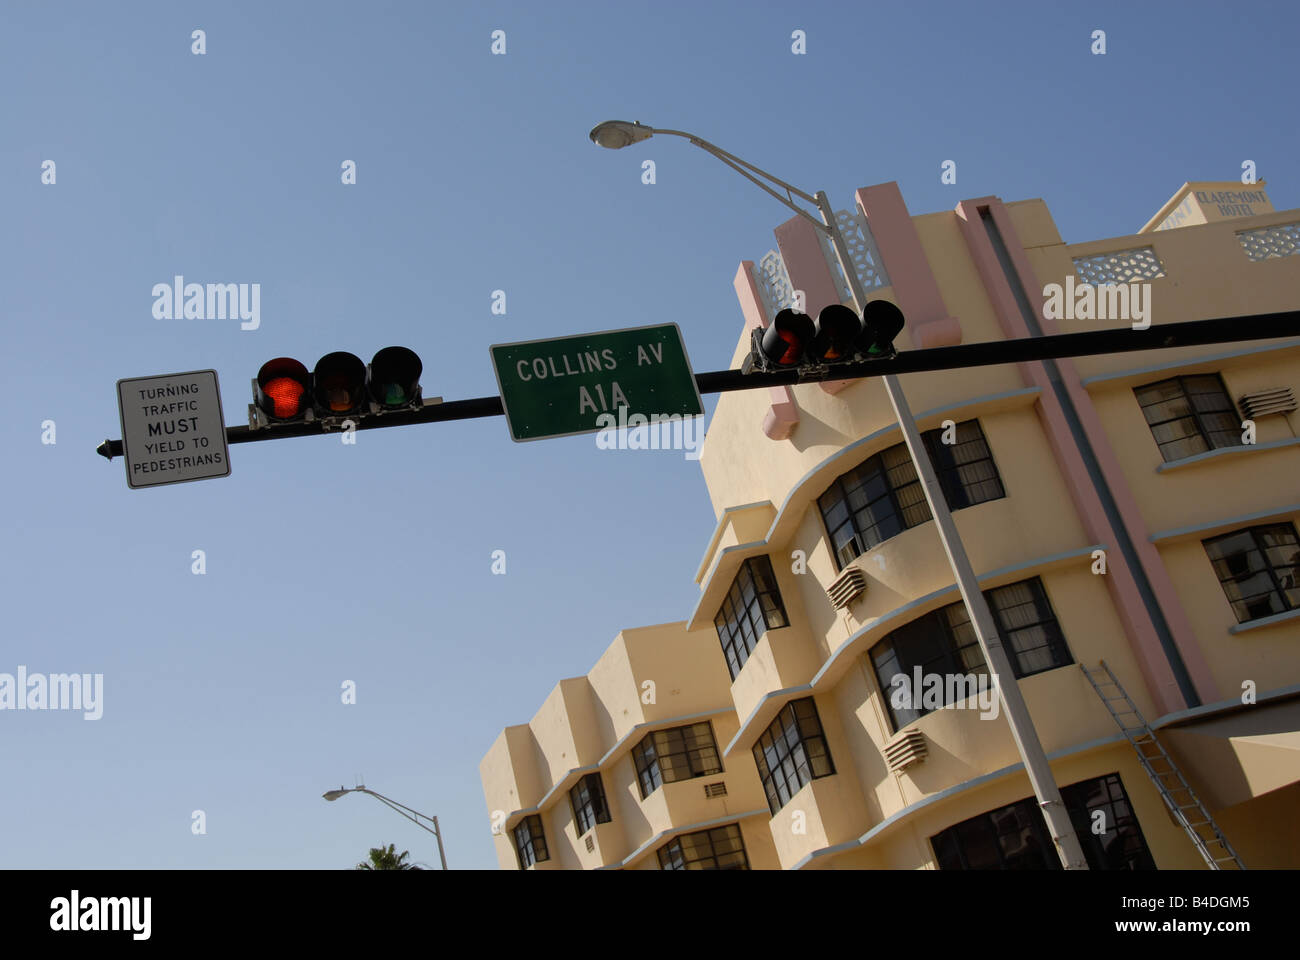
1239, 387, 1297, 420
884, 729, 928, 773
704, 781, 728, 798
827, 567, 867, 609
584, 834, 595, 853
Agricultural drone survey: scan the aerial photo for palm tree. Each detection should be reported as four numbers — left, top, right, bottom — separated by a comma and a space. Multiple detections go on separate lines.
355, 843, 422, 870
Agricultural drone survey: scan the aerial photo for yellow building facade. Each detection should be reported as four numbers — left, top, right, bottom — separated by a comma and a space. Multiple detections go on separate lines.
480, 180, 1300, 870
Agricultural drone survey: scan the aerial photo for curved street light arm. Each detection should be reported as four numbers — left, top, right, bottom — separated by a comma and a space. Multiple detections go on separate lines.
649, 128, 829, 233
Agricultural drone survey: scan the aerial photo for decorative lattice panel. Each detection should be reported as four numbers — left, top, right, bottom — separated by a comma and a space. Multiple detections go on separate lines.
755, 249, 796, 318
1073, 247, 1166, 285
833, 208, 890, 295
1237, 222, 1300, 262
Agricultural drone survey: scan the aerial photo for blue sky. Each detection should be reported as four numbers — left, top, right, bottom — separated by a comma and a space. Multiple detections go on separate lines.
2, 0, 1296, 869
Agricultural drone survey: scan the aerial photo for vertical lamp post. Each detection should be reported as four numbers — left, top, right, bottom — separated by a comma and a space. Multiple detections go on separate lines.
323, 785, 449, 870
589, 120, 1088, 870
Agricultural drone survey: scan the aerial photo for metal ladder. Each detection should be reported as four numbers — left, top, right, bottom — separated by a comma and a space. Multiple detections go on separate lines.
1080, 661, 1245, 870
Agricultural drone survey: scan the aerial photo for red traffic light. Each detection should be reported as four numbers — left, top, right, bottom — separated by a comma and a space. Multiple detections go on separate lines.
760, 309, 817, 366
810, 304, 863, 362
368, 346, 422, 409
313, 352, 367, 414
256, 358, 311, 420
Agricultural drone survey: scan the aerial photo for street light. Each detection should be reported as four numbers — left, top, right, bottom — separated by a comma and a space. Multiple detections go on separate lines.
589, 118, 1089, 870
322, 785, 448, 870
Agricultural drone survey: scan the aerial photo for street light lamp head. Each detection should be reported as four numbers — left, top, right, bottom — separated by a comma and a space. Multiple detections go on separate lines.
322, 788, 348, 801
588, 120, 653, 149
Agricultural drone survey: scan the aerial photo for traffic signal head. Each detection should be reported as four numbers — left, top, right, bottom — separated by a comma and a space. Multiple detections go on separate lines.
760, 309, 817, 366
255, 358, 311, 420
313, 352, 367, 414
368, 346, 423, 409
810, 304, 863, 362
856, 299, 905, 357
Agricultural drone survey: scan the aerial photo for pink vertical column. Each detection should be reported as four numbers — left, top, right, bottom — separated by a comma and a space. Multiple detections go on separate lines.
734, 262, 799, 440
856, 183, 963, 349
953, 197, 1218, 713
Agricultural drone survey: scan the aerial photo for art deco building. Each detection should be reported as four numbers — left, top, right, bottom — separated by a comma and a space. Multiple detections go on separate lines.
481, 178, 1300, 870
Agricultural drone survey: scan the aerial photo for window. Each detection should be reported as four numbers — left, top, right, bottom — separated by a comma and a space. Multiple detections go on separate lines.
657, 823, 749, 870
753, 697, 835, 814
870, 577, 1072, 730
632, 722, 723, 799
1135, 374, 1240, 462
818, 419, 1004, 569
569, 773, 611, 836
1203, 523, 1300, 623
922, 420, 1005, 511
713, 555, 789, 681
513, 815, 549, 868
930, 773, 1156, 870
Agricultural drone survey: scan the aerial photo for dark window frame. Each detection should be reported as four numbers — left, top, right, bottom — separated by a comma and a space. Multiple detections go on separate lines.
870, 577, 1072, 731
1134, 373, 1240, 463
657, 822, 750, 870
513, 814, 549, 869
713, 555, 790, 681
1203, 522, 1300, 623
569, 772, 612, 837
818, 419, 1004, 571
930, 773, 1156, 871
752, 697, 836, 815
632, 721, 724, 800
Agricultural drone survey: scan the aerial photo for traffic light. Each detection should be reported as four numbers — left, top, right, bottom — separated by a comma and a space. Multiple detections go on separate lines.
745, 299, 904, 373
856, 300, 905, 358
250, 347, 425, 429
758, 308, 816, 366
810, 304, 862, 362
255, 358, 311, 421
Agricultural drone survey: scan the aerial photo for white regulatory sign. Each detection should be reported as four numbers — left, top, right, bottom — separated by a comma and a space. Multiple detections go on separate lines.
116, 369, 232, 489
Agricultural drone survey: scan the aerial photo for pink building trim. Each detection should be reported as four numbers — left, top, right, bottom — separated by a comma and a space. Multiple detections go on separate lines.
953, 197, 1218, 712
734, 262, 799, 440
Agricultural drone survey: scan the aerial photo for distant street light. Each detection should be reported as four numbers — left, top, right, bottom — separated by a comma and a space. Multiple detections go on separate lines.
323, 785, 448, 870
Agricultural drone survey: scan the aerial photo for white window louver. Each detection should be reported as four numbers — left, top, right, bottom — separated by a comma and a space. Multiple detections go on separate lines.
1238, 387, 1297, 420
884, 729, 928, 773
827, 567, 868, 609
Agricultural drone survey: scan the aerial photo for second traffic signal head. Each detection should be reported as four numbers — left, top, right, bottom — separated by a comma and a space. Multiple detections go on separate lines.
313, 352, 368, 414
810, 304, 863, 362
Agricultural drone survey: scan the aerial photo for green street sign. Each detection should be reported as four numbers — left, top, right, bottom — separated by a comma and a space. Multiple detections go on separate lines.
489, 323, 704, 442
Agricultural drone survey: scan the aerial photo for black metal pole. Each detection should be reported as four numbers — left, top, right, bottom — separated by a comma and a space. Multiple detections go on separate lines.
96, 311, 1300, 460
